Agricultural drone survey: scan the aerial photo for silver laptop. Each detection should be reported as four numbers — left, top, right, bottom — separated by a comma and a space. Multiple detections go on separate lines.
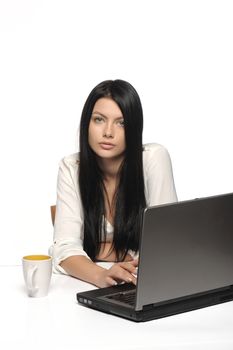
76, 193, 233, 322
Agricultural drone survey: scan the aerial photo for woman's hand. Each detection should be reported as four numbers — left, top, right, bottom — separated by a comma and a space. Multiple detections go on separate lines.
96, 259, 138, 288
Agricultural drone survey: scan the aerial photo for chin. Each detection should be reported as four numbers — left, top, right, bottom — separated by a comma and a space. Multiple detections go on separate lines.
97, 151, 120, 158
95, 149, 124, 160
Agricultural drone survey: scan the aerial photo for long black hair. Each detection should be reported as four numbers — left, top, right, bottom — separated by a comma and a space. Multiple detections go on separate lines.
79, 79, 146, 261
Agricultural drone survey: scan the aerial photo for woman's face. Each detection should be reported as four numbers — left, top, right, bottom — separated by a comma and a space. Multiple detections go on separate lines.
88, 97, 126, 161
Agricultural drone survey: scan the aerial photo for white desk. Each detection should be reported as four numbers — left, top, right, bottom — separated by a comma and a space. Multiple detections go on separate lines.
1, 265, 233, 350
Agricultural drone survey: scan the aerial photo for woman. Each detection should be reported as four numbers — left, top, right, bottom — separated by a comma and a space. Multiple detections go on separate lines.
50, 79, 177, 288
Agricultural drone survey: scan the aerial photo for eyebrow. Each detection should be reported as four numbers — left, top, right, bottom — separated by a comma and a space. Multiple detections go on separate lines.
92, 111, 124, 120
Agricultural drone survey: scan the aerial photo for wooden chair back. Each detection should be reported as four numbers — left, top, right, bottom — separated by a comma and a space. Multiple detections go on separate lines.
50, 205, 56, 226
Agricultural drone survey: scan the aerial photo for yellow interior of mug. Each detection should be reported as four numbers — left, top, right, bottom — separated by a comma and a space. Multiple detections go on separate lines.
23, 255, 51, 261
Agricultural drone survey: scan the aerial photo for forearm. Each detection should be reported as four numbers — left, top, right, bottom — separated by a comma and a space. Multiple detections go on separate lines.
60, 255, 105, 287
59, 253, 138, 288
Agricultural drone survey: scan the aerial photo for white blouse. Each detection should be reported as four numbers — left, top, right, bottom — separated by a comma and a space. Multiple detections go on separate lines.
49, 143, 178, 274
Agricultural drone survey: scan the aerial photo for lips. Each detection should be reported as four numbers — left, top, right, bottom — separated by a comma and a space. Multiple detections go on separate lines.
99, 142, 115, 150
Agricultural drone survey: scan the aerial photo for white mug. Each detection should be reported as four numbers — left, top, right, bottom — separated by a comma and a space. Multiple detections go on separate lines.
22, 255, 52, 297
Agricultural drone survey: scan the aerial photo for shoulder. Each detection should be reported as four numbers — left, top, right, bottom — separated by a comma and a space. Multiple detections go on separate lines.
143, 142, 170, 161
143, 142, 167, 153
57, 153, 80, 184
142, 142, 173, 174
59, 152, 80, 169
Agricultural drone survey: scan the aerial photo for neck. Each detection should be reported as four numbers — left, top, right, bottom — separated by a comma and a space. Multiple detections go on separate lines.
97, 155, 124, 182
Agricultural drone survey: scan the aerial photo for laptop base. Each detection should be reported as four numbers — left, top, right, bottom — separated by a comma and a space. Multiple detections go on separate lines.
77, 285, 233, 322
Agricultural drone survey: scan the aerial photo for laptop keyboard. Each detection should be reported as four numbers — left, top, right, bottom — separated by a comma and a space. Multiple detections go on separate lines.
105, 290, 136, 306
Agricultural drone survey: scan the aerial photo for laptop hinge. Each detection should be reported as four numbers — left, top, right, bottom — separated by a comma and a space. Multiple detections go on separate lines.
142, 303, 154, 311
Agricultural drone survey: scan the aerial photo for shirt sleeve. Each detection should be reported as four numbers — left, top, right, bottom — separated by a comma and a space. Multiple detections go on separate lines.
49, 156, 90, 274
143, 144, 178, 206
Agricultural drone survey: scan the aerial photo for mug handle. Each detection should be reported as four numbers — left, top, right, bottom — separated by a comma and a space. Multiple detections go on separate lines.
26, 266, 38, 295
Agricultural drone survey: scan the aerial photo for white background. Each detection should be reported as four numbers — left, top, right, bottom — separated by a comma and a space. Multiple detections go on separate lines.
0, 0, 232, 264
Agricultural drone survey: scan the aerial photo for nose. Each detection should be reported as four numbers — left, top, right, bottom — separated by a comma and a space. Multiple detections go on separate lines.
103, 122, 114, 138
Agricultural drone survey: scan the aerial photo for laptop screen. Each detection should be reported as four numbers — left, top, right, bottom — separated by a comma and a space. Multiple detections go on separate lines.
136, 193, 233, 310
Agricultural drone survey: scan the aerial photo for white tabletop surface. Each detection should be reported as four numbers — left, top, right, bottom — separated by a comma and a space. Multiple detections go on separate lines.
1, 265, 233, 350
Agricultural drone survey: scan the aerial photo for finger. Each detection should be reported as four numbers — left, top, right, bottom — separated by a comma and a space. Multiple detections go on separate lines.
118, 261, 137, 275
114, 272, 136, 285
131, 260, 138, 276
105, 276, 118, 287
131, 258, 139, 267
113, 266, 137, 285
126, 273, 137, 285
124, 254, 134, 262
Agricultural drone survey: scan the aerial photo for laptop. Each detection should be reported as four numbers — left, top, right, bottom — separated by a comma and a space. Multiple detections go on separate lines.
76, 192, 233, 322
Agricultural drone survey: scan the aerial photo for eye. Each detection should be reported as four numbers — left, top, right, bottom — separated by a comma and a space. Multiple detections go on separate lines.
93, 116, 104, 123
117, 119, 125, 127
